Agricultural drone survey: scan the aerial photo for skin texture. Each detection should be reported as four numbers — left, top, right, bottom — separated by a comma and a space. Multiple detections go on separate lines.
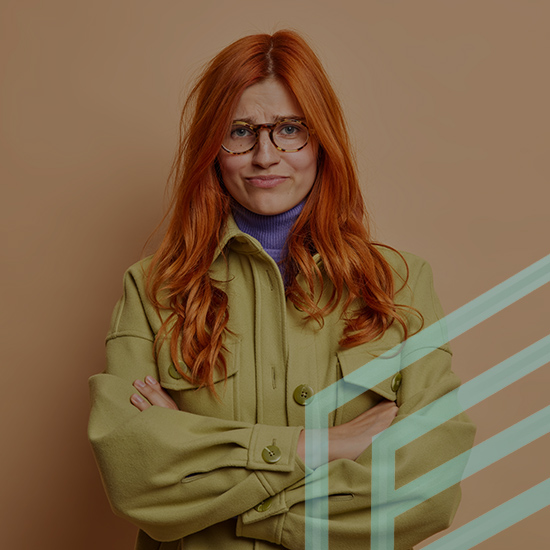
131, 378, 398, 466
217, 78, 319, 216
131, 377, 179, 411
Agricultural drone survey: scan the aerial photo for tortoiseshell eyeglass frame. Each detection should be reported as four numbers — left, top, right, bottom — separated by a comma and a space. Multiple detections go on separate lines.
220, 118, 314, 155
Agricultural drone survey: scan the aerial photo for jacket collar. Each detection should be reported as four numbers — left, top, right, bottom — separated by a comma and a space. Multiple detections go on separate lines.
212, 212, 266, 263
213, 212, 324, 270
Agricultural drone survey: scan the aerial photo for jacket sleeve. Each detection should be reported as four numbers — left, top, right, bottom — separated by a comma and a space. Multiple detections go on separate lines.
87, 266, 306, 542
235, 260, 477, 550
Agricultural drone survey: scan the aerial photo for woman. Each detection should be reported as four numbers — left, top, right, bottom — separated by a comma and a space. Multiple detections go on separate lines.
88, 30, 475, 550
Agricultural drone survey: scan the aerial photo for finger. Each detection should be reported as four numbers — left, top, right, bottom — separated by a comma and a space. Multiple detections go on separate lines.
133, 377, 179, 410
374, 399, 399, 419
350, 400, 398, 427
130, 392, 151, 411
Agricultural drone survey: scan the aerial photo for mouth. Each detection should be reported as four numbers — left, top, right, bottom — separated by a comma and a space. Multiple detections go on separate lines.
245, 175, 288, 189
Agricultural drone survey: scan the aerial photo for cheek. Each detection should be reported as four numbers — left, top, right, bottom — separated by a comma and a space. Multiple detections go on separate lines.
292, 149, 318, 181
218, 155, 242, 182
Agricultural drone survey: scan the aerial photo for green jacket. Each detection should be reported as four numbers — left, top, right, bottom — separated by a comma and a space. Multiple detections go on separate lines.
88, 216, 475, 550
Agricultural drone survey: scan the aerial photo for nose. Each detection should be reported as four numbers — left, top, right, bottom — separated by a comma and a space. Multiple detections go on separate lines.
252, 129, 280, 168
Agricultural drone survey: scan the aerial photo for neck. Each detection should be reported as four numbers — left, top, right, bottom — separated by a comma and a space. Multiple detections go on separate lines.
231, 199, 306, 269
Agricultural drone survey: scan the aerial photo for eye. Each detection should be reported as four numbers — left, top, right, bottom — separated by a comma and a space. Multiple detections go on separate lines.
279, 124, 301, 136
230, 125, 254, 139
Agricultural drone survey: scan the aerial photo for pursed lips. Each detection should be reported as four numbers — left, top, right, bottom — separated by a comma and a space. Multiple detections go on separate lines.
245, 175, 289, 189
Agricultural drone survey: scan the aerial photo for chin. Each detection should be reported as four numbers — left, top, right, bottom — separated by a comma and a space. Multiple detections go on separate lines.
246, 194, 305, 216
249, 203, 290, 216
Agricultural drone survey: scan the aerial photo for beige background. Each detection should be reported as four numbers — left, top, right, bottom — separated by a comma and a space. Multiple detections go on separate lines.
1, 1, 548, 548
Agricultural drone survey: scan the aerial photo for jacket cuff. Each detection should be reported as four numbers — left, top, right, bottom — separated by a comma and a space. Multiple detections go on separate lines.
236, 509, 285, 545
237, 425, 306, 543
247, 424, 303, 473
240, 490, 289, 525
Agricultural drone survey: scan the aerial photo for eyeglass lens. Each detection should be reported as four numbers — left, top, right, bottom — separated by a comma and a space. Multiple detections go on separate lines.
222, 121, 308, 153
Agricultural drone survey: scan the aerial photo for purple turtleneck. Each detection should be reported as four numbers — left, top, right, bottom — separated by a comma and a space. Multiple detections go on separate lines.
231, 199, 306, 271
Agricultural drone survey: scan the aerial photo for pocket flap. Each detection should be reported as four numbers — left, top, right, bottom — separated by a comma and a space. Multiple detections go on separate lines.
337, 342, 404, 401
158, 335, 241, 391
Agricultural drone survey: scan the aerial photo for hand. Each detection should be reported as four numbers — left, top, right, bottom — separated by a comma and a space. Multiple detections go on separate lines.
296, 399, 398, 466
130, 376, 179, 411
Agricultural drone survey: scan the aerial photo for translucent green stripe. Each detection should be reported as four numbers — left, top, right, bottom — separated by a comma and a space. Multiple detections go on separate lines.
422, 479, 550, 550
305, 254, 550, 550
393, 406, 550, 514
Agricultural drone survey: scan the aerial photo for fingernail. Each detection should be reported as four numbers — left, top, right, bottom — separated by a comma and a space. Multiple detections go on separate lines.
134, 379, 145, 388
146, 376, 157, 386
131, 394, 144, 403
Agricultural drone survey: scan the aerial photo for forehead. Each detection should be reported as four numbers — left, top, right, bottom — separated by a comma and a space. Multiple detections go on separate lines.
232, 78, 303, 122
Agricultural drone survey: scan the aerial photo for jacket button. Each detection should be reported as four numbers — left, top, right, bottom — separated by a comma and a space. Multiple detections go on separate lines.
262, 445, 282, 464
168, 364, 183, 380
391, 372, 402, 392
293, 384, 314, 405
254, 497, 273, 512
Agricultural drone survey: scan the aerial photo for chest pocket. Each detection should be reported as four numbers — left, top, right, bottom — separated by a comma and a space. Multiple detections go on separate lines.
334, 343, 403, 425
157, 335, 241, 420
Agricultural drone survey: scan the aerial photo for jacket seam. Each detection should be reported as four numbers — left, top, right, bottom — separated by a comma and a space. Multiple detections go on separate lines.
106, 331, 155, 343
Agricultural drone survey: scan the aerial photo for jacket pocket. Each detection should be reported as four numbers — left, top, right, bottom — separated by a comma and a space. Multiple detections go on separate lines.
334, 343, 403, 425
157, 334, 241, 420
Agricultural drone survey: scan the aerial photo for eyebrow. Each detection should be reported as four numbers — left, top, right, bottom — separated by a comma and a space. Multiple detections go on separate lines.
231, 115, 305, 124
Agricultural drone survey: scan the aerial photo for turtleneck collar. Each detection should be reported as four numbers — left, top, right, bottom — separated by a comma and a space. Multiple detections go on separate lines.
230, 198, 306, 268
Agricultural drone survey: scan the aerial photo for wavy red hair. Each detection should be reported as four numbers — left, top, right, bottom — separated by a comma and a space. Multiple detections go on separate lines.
147, 30, 418, 391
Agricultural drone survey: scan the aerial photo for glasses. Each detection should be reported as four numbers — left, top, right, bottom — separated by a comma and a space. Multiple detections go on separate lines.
221, 119, 311, 155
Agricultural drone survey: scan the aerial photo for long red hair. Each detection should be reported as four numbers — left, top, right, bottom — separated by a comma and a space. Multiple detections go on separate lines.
147, 30, 418, 390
